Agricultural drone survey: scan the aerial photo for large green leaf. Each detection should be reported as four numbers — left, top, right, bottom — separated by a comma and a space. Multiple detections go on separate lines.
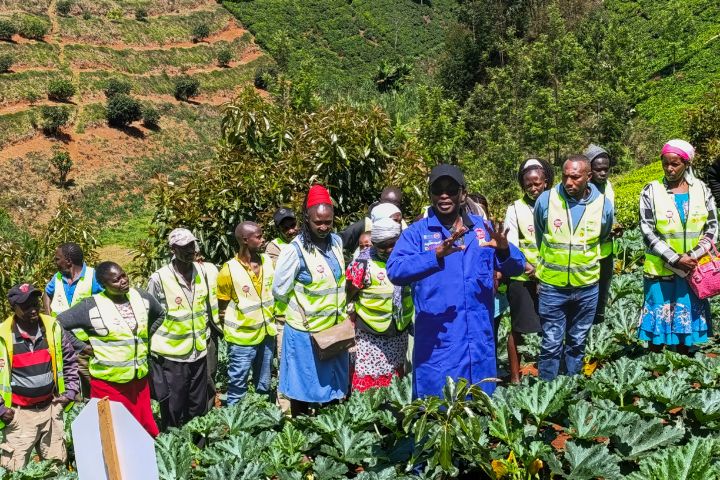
637, 372, 692, 408
567, 399, 640, 440
585, 356, 649, 406
155, 433, 193, 480
682, 389, 720, 422
610, 418, 685, 460
584, 322, 622, 361
312, 456, 349, 480
563, 441, 622, 480
514, 376, 576, 424
626, 437, 720, 480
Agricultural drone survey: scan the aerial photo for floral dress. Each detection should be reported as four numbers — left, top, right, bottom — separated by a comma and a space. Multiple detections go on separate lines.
346, 249, 409, 392
638, 192, 713, 346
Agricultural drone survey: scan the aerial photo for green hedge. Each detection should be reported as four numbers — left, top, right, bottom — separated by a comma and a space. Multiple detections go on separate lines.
613, 161, 664, 228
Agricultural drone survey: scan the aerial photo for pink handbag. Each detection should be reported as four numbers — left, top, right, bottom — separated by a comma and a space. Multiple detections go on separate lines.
688, 243, 720, 299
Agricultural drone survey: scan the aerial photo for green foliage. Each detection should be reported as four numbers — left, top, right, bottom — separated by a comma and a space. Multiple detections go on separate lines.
173, 76, 200, 101
374, 60, 412, 93
50, 148, 73, 187
17, 15, 50, 40
106, 93, 142, 127
0, 18, 16, 41
0, 53, 12, 73
217, 47, 232, 67
613, 161, 664, 228
254, 64, 277, 89
142, 105, 161, 128
47, 78, 76, 101
38, 105, 70, 135
56, 0, 73, 17
137, 87, 425, 271
192, 22, 211, 42
688, 83, 720, 177
103, 78, 132, 98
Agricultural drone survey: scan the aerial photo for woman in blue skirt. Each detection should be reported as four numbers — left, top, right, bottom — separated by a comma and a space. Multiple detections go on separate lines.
638, 139, 717, 353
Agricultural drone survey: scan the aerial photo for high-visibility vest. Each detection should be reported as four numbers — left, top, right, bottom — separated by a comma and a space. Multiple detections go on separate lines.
150, 263, 209, 358
88, 289, 149, 383
50, 267, 96, 342
536, 188, 604, 287
268, 238, 289, 316
599, 181, 616, 258
50, 267, 95, 315
267, 237, 288, 259
197, 262, 220, 332
0, 314, 69, 429
285, 240, 346, 332
644, 179, 709, 277
223, 255, 277, 346
510, 198, 539, 281
355, 259, 413, 334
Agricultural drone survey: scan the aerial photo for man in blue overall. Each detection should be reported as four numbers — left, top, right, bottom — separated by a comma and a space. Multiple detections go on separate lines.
387, 164, 525, 398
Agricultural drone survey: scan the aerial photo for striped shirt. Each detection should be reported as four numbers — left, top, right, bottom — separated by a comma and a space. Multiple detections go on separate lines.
11, 323, 54, 406
639, 176, 718, 277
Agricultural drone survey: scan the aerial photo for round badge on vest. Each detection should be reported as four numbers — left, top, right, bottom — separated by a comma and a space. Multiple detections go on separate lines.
175, 296, 183, 305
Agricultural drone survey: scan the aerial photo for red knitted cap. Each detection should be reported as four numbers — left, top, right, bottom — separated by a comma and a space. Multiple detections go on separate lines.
306, 184, 332, 208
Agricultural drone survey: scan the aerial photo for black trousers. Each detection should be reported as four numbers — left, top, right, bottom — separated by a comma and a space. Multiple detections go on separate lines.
206, 333, 219, 411
157, 356, 208, 430
595, 254, 614, 324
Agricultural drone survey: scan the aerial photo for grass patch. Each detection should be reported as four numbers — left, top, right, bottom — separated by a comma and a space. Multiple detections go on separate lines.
0, 40, 60, 69
74, 102, 106, 132
0, 0, 50, 15
98, 208, 152, 246
0, 108, 38, 147
58, 8, 232, 45
65, 35, 251, 74
0, 69, 66, 104
71, 0, 210, 17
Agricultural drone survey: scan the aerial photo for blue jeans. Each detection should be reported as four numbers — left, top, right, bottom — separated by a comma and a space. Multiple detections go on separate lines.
227, 336, 275, 405
538, 283, 598, 381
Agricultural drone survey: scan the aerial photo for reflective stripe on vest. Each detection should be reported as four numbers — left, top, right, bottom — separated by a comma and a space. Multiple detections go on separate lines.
536, 188, 604, 287
89, 289, 149, 383
285, 240, 346, 332
51, 267, 95, 341
644, 180, 708, 276
151, 263, 209, 358
510, 198, 539, 281
355, 259, 413, 334
223, 255, 277, 346
0, 314, 69, 429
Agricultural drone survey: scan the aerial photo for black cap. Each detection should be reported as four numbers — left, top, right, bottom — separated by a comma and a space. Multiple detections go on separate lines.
7, 283, 41, 306
273, 208, 296, 228
429, 164, 466, 187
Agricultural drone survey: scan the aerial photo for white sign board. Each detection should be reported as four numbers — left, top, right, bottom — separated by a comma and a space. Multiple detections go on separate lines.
71, 398, 159, 480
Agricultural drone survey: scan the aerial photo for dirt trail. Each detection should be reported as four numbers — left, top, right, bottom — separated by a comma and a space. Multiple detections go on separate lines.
58, 19, 248, 51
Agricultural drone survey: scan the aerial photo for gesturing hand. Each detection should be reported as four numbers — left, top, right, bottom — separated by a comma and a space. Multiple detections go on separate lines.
483, 220, 510, 252
436, 225, 467, 259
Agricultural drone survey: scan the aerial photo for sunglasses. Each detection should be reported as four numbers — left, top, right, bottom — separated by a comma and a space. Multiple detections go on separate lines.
430, 184, 461, 196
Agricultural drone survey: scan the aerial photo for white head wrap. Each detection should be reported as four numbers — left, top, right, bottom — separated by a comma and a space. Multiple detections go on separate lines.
370, 202, 401, 223
521, 158, 543, 171
371, 217, 401, 244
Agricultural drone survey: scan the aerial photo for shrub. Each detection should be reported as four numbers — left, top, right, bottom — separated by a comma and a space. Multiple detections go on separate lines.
106, 7, 123, 22
614, 161, 664, 228
38, 105, 70, 135
0, 19, 16, 41
50, 149, 72, 187
142, 105, 160, 128
191, 23, 210, 42
25, 90, 41, 104
173, 77, 200, 101
17, 17, 49, 40
0, 54, 12, 73
217, 48, 232, 67
47, 78, 76, 101
106, 93, 142, 127
253, 65, 277, 90
56, 0, 73, 16
135, 8, 148, 22
103, 78, 132, 98
82, 10, 91, 20
374, 60, 412, 93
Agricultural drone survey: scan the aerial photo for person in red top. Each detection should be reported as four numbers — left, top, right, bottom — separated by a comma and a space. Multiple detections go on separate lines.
0, 283, 79, 471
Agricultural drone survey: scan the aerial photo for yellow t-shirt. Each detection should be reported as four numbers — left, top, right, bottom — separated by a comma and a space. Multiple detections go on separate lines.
217, 256, 263, 303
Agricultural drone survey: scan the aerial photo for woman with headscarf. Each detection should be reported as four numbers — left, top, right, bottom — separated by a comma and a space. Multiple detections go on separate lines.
345, 217, 412, 392
271, 185, 349, 416
503, 158, 552, 382
639, 140, 717, 354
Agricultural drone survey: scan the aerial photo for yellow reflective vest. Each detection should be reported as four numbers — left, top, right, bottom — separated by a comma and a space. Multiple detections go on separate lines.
599, 181, 615, 258
150, 263, 210, 358
50, 267, 96, 342
223, 255, 277, 346
644, 179, 709, 277
509, 198, 539, 281
88, 289, 149, 383
0, 314, 69, 429
536, 188, 605, 287
355, 258, 413, 334
285, 240, 346, 332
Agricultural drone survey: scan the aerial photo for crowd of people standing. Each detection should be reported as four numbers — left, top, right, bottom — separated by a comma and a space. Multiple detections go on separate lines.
0, 138, 715, 470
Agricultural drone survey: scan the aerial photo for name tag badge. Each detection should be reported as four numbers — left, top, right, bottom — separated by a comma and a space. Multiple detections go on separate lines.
423, 233, 442, 251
